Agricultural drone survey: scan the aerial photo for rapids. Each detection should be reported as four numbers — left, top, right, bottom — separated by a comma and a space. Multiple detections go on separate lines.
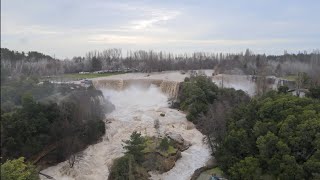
40, 85, 211, 180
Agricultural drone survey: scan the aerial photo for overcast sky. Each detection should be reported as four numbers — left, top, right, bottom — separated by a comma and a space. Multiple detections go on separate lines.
1, 0, 320, 58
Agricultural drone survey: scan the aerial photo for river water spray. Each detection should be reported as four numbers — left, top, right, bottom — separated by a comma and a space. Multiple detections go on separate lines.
41, 85, 211, 180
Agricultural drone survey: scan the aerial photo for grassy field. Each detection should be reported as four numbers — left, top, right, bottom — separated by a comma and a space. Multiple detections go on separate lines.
281, 75, 297, 81
41, 72, 123, 81
62, 72, 123, 79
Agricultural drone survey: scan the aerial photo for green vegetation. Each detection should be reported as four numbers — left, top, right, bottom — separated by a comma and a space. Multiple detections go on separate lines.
108, 154, 149, 180
282, 75, 297, 81
178, 75, 250, 152
179, 75, 218, 121
159, 137, 170, 151
216, 92, 320, 179
1, 157, 39, 180
110, 133, 180, 180
278, 85, 289, 94
59, 72, 122, 79
307, 86, 320, 99
142, 137, 177, 157
123, 131, 146, 163
1, 77, 108, 165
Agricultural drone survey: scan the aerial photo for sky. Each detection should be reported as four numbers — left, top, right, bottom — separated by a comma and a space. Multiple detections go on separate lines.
1, 0, 320, 58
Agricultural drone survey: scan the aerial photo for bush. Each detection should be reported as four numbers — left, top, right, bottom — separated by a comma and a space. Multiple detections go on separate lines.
108, 155, 136, 180
1, 157, 39, 180
159, 138, 170, 151
278, 85, 289, 94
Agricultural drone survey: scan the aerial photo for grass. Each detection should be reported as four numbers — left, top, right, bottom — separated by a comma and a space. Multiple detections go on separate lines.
281, 75, 297, 81
62, 72, 122, 79
41, 72, 123, 81
142, 137, 177, 157
204, 167, 224, 176
158, 145, 177, 157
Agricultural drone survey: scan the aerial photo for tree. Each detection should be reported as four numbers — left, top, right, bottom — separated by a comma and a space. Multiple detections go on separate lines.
216, 93, 320, 179
229, 157, 261, 180
159, 137, 169, 151
295, 72, 309, 96
91, 56, 102, 71
123, 131, 146, 163
1, 157, 39, 180
307, 86, 320, 99
278, 85, 289, 94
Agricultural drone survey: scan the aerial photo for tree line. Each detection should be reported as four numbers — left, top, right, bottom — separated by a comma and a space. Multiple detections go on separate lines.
2, 48, 320, 84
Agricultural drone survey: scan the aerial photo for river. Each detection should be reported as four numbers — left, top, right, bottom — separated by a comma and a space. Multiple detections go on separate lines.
40, 85, 211, 180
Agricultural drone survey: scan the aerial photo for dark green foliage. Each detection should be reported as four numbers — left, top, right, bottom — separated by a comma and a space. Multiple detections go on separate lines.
307, 86, 320, 99
216, 93, 320, 179
108, 154, 149, 180
178, 75, 250, 154
179, 75, 218, 121
109, 155, 136, 180
1, 80, 107, 163
278, 85, 289, 94
159, 137, 170, 151
1, 157, 39, 180
1, 48, 53, 62
123, 131, 146, 163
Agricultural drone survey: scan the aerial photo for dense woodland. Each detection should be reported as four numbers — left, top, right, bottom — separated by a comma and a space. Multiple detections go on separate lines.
177, 75, 320, 179
0, 76, 114, 179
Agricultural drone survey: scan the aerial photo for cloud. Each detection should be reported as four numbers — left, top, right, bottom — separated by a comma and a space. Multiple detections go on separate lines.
1, 0, 319, 58
130, 10, 180, 30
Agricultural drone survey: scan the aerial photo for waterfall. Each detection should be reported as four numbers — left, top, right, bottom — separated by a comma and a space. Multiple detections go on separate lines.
160, 81, 180, 98
92, 79, 180, 98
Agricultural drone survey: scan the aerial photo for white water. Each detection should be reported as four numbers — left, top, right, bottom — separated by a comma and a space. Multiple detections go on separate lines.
41, 85, 211, 180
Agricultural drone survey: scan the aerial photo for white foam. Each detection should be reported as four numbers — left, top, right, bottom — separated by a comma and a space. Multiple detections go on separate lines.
41, 85, 210, 180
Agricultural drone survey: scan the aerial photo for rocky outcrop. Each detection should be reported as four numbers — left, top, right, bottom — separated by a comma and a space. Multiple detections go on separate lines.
166, 132, 192, 151
142, 151, 181, 173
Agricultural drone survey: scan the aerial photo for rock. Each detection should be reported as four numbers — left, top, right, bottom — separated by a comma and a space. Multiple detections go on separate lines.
185, 121, 195, 130
166, 132, 184, 144
142, 151, 181, 173
206, 157, 217, 167
180, 140, 192, 151
165, 132, 191, 151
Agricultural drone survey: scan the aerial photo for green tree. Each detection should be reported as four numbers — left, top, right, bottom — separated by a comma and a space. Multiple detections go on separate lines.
1, 157, 39, 180
278, 85, 289, 94
159, 137, 169, 151
216, 93, 320, 179
123, 131, 146, 163
108, 154, 136, 180
229, 157, 261, 180
307, 86, 320, 99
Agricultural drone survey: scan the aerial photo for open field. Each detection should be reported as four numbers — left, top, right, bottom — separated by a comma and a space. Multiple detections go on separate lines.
41, 72, 123, 81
